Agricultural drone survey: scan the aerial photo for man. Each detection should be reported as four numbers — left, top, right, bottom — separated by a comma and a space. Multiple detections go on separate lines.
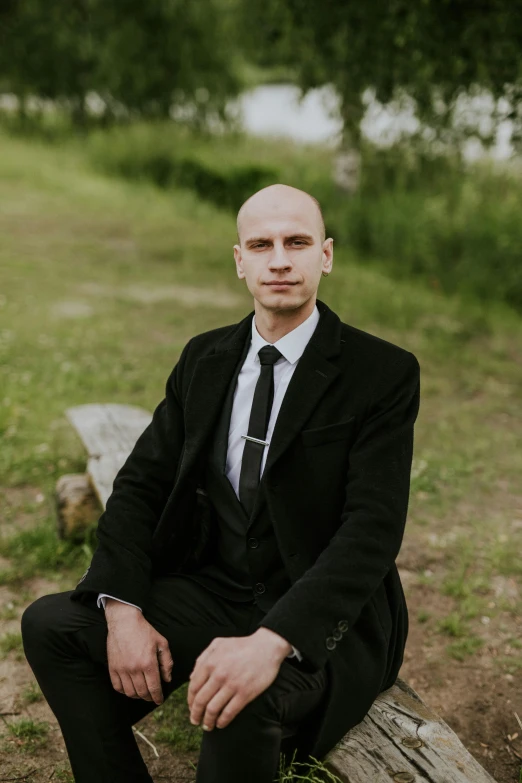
22, 184, 420, 783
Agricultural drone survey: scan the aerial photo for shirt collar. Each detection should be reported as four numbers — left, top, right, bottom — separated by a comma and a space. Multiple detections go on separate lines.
251, 304, 320, 365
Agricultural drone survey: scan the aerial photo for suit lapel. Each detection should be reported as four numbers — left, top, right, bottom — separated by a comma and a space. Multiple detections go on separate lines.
180, 298, 343, 484
180, 309, 253, 479
263, 342, 341, 476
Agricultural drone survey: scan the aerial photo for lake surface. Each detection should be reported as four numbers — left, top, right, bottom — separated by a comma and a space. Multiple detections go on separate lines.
231, 83, 515, 160
0, 82, 515, 160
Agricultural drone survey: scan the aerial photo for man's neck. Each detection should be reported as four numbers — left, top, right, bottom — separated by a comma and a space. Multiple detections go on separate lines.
253, 298, 317, 343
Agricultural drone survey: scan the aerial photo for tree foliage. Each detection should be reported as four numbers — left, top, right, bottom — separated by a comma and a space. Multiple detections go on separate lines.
0, 0, 241, 125
242, 0, 522, 149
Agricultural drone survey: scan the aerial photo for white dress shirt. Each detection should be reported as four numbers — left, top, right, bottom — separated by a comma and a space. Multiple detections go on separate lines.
99, 303, 321, 663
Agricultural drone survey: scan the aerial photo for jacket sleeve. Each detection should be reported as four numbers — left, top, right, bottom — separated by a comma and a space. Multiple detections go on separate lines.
70, 338, 192, 608
257, 351, 420, 670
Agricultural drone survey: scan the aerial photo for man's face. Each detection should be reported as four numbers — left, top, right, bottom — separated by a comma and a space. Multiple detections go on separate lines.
233, 198, 332, 313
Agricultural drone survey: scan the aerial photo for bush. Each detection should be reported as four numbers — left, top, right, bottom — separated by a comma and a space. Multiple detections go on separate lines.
330, 142, 522, 311
86, 123, 278, 211
84, 120, 522, 313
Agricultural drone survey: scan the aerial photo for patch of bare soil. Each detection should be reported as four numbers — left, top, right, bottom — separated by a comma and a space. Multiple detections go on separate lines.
77, 281, 242, 309
398, 564, 522, 783
0, 485, 49, 538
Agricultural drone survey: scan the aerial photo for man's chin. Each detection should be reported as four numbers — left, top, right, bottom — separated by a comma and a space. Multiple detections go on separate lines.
256, 287, 308, 311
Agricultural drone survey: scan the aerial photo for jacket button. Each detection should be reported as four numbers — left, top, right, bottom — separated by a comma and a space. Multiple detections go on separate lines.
332, 629, 343, 641
255, 583, 266, 594
325, 637, 336, 650
248, 537, 259, 549
337, 620, 349, 633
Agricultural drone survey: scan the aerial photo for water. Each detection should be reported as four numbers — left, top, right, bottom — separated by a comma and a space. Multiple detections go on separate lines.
231, 83, 515, 160
0, 83, 516, 160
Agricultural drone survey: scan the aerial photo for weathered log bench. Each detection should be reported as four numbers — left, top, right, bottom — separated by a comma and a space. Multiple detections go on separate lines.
55, 403, 153, 538
56, 403, 498, 783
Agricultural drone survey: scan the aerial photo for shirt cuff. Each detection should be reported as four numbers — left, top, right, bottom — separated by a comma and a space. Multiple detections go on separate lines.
97, 593, 143, 612
287, 645, 303, 661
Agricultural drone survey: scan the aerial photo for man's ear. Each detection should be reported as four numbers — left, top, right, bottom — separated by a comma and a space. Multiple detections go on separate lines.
322, 237, 334, 273
233, 244, 245, 279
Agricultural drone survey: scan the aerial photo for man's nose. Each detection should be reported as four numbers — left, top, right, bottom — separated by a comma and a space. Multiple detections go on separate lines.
269, 242, 291, 268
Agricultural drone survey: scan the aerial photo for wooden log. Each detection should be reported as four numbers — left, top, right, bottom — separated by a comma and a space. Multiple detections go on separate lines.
66, 403, 151, 508
56, 404, 152, 537
323, 677, 497, 782
55, 473, 101, 540
65, 403, 152, 460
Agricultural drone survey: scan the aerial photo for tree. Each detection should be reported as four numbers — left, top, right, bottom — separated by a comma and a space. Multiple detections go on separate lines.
91, 0, 241, 124
241, 0, 522, 153
0, 0, 95, 122
0, 0, 241, 126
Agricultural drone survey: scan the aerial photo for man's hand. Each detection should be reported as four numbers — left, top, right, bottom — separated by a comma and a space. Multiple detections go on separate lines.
187, 627, 292, 731
105, 599, 173, 705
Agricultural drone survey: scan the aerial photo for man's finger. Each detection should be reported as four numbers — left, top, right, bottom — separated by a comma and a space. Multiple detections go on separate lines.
143, 665, 165, 705
109, 669, 124, 695
120, 671, 140, 700
157, 645, 173, 682
201, 684, 235, 731
131, 671, 154, 702
215, 692, 245, 729
189, 677, 221, 726
187, 664, 209, 710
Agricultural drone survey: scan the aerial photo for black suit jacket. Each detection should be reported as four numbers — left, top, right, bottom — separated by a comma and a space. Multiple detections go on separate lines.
71, 297, 420, 760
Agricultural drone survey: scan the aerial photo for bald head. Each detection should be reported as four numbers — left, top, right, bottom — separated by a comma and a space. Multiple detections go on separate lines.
236, 184, 325, 245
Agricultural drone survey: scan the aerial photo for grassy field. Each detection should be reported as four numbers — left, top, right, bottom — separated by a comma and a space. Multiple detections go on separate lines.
0, 130, 521, 782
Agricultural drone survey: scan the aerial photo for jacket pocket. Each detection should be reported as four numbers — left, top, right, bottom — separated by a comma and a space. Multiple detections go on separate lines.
301, 415, 357, 447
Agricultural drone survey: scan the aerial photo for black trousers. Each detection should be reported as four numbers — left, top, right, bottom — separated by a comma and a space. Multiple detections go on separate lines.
21, 575, 328, 783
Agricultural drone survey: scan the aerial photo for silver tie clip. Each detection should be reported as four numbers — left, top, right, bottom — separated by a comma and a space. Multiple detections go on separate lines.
241, 434, 270, 446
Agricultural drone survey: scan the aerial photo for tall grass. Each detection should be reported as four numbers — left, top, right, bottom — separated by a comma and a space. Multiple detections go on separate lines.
80, 120, 522, 313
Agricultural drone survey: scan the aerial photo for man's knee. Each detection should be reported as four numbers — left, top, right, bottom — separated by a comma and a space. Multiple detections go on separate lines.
21, 592, 72, 655
228, 684, 281, 730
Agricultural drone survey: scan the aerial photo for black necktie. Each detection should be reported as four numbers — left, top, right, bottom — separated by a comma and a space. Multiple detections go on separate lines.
238, 345, 283, 517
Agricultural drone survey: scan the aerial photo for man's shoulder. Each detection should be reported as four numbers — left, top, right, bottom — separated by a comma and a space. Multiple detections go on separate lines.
339, 320, 418, 371
186, 321, 242, 354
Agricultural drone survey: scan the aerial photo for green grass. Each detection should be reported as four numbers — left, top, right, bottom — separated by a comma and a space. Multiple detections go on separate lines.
6, 115, 522, 311
21, 682, 44, 704
152, 683, 203, 752
0, 632, 24, 659
0, 128, 521, 775
80, 121, 522, 312
494, 655, 522, 675
277, 750, 343, 782
5, 718, 49, 750
0, 521, 94, 585
446, 636, 484, 661
53, 771, 74, 782
436, 612, 466, 638
0, 602, 18, 620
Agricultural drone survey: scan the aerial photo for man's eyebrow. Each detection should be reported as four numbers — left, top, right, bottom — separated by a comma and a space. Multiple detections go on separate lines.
245, 233, 315, 246
244, 237, 269, 246
287, 233, 314, 242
